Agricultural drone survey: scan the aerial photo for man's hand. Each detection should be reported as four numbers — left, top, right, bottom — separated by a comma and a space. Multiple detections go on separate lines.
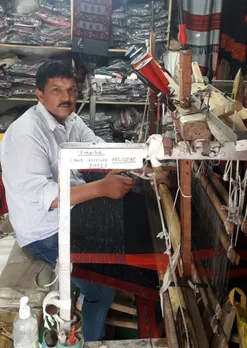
100, 170, 135, 199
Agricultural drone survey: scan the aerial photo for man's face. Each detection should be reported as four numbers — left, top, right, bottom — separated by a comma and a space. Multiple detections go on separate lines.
36, 77, 78, 122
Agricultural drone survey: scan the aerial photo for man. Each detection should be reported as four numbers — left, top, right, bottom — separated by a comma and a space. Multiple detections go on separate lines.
1, 60, 170, 341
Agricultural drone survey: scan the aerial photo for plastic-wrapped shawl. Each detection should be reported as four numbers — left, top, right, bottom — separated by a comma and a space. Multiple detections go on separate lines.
112, 27, 127, 42
6, 59, 46, 77
99, 59, 130, 73
4, 14, 42, 28
12, 0, 40, 14
127, 27, 168, 45
9, 76, 36, 86
10, 86, 36, 98
0, 89, 10, 98
111, 9, 126, 27
36, 10, 70, 27
0, 32, 44, 45
126, 1, 167, 17
127, 14, 168, 30
112, 107, 142, 133
39, 25, 71, 46
39, 0, 70, 17
79, 111, 113, 142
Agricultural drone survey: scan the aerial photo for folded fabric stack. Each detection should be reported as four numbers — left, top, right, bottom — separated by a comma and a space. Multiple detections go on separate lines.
0, 106, 28, 131
111, 7, 127, 49
111, 1, 168, 50
79, 106, 143, 142
4, 58, 46, 98
79, 107, 113, 142
92, 59, 147, 103
0, 0, 71, 46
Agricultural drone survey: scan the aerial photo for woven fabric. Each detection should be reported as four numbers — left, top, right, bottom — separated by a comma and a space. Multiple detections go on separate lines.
72, 0, 112, 56
219, 0, 247, 77
182, 0, 223, 74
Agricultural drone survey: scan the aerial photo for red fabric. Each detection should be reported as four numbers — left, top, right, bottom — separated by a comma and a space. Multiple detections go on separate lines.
184, 11, 221, 32
220, 33, 247, 63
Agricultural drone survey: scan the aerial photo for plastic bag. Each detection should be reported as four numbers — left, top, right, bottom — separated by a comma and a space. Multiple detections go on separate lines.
112, 27, 127, 42
7, 59, 46, 77
127, 16, 168, 30
10, 77, 36, 86
39, 25, 71, 46
5, 14, 42, 28
112, 107, 142, 133
0, 89, 10, 98
126, 1, 166, 17
10, 86, 36, 97
36, 10, 70, 27
39, 0, 70, 17
12, 0, 40, 14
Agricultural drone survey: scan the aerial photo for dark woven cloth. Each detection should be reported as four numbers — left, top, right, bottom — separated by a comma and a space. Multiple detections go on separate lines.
72, 0, 112, 56
219, 0, 247, 77
70, 172, 160, 290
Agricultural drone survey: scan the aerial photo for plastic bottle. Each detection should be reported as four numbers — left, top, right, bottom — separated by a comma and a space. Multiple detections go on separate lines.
13, 296, 39, 348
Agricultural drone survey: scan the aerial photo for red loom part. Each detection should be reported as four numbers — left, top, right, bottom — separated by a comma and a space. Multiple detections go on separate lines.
178, 24, 187, 46
72, 267, 160, 300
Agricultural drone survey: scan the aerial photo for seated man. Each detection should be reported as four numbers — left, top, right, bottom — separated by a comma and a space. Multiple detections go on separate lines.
1, 60, 170, 341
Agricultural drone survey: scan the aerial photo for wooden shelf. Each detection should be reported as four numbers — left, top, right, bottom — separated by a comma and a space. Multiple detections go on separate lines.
0, 44, 127, 57
108, 48, 127, 53
0, 98, 146, 106
0, 44, 72, 57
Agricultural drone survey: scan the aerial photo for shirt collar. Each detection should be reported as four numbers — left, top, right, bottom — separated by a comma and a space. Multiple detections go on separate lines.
36, 102, 76, 132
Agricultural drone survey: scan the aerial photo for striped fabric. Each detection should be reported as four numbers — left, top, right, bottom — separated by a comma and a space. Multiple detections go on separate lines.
182, 0, 223, 74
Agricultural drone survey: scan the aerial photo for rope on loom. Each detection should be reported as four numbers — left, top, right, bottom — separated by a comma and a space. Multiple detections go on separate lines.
129, 163, 191, 348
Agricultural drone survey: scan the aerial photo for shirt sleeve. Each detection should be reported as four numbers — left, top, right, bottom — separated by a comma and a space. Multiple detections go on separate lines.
77, 116, 105, 143
2, 133, 58, 212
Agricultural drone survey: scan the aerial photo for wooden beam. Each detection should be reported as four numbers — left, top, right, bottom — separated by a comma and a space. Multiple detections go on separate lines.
182, 288, 210, 348
211, 302, 235, 348
105, 317, 138, 330
180, 160, 192, 277
179, 50, 192, 108
163, 292, 180, 348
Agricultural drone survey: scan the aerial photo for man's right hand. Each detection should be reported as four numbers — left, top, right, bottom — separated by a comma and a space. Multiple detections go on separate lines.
100, 170, 135, 199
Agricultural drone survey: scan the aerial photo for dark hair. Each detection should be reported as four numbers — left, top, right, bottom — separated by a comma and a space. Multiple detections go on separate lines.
36, 60, 78, 91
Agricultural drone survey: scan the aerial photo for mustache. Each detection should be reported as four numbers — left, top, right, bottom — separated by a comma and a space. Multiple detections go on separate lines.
58, 101, 72, 107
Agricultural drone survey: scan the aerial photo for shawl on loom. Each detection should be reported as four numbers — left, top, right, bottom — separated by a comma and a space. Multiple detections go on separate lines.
219, 0, 247, 78
72, 0, 112, 56
182, 0, 223, 75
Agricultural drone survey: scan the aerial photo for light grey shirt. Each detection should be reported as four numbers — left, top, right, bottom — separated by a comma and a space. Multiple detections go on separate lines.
1, 102, 102, 247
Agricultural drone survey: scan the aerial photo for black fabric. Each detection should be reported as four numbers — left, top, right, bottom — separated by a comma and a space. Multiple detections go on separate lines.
219, 0, 247, 77
71, 190, 154, 255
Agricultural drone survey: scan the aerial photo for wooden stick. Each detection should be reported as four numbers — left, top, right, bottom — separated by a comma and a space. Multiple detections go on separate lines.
193, 163, 240, 264
193, 162, 233, 234
163, 292, 180, 348
180, 160, 192, 276
179, 50, 192, 108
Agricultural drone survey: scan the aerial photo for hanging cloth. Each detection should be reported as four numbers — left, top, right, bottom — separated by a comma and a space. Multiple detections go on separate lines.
182, 0, 223, 75
72, 0, 112, 56
219, 0, 247, 78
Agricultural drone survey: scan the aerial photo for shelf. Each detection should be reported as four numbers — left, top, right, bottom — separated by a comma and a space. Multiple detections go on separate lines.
0, 44, 72, 57
0, 44, 127, 57
0, 98, 146, 106
108, 48, 127, 53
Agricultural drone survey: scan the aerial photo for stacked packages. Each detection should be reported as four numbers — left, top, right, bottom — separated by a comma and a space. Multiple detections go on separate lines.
111, 1, 168, 49
92, 59, 147, 103
0, 0, 71, 46
79, 106, 143, 142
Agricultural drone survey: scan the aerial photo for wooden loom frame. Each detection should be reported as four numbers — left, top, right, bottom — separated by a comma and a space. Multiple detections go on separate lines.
57, 140, 247, 342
